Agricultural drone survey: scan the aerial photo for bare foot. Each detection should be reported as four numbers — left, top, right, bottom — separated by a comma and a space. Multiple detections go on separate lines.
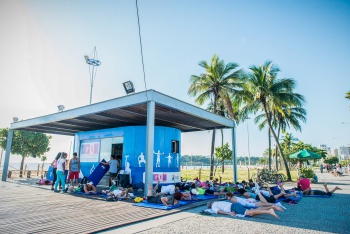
268, 209, 280, 219
273, 205, 284, 212
335, 186, 342, 190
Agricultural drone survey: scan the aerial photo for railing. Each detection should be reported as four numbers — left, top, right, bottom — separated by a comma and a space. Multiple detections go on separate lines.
0, 164, 48, 179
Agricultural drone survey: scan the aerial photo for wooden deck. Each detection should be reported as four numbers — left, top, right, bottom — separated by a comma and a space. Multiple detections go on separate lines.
0, 180, 208, 234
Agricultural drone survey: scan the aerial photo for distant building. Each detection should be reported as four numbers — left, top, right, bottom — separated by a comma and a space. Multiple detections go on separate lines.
332, 148, 339, 157
318, 144, 331, 155
339, 146, 350, 160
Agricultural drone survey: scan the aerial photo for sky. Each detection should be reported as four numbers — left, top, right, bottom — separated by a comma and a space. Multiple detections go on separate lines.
0, 0, 349, 164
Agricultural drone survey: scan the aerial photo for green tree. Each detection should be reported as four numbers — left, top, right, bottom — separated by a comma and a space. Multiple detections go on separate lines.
241, 61, 306, 181
188, 54, 242, 179
214, 143, 232, 174
324, 156, 339, 164
0, 128, 51, 177
345, 91, 350, 100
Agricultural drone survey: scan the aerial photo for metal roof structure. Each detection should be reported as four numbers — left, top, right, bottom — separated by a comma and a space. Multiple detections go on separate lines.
2, 89, 238, 185
10, 90, 235, 135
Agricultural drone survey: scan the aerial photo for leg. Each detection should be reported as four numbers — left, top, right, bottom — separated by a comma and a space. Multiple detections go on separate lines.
303, 188, 311, 195
273, 191, 286, 200
246, 208, 279, 219
325, 183, 342, 194
147, 183, 155, 196
54, 170, 59, 191
254, 203, 284, 212
257, 192, 269, 203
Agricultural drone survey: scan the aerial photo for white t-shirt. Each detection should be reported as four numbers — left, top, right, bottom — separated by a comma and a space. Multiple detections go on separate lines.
211, 201, 232, 214
236, 197, 256, 207
161, 185, 175, 195
57, 158, 66, 172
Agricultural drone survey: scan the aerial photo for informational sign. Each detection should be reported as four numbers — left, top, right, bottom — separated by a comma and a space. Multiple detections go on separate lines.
80, 141, 100, 162
142, 172, 181, 183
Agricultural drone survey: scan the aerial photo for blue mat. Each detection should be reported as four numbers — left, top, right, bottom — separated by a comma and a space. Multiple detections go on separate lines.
303, 194, 334, 198
133, 201, 181, 210
74, 191, 101, 195
133, 194, 218, 210
87, 159, 109, 186
275, 194, 302, 203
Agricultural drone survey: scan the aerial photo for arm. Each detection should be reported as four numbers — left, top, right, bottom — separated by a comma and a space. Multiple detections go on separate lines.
69, 159, 72, 172
101, 161, 109, 165
160, 197, 169, 206
83, 185, 88, 193
62, 161, 66, 173
51, 159, 55, 167
78, 160, 80, 171
217, 210, 236, 216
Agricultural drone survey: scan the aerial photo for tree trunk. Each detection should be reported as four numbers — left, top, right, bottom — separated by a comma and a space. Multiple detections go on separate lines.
275, 124, 281, 171
209, 95, 218, 180
263, 103, 292, 181
222, 160, 225, 173
20, 155, 25, 178
221, 129, 223, 146
268, 128, 271, 170
210, 129, 216, 180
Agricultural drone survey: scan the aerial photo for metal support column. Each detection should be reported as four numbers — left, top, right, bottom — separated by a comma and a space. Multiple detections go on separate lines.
2, 129, 14, 182
231, 125, 238, 182
145, 101, 155, 196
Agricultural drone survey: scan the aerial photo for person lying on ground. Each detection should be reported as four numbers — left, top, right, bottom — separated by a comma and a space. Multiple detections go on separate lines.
226, 192, 284, 212
149, 180, 176, 195
207, 201, 280, 219
81, 181, 97, 194
238, 186, 286, 203
106, 186, 134, 200
205, 186, 227, 196
304, 183, 341, 196
101, 180, 118, 194
146, 183, 182, 206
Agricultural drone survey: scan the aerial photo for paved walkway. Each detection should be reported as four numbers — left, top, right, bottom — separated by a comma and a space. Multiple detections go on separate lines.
0, 179, 207, 234
0, 172, 349, 234
107, 172, 350, 234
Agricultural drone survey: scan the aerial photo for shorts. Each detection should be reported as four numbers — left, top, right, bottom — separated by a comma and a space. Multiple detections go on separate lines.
69, 171, 79, 180
110, 172, 118, 178
205, 189, 214, 195
313, 190, 332, 196
231, 202, 247, 215
147, 196, 162, 204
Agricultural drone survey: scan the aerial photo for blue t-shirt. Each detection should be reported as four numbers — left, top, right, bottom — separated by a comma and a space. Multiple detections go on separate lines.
70, 158, 79, 172
109, 159, 118, 173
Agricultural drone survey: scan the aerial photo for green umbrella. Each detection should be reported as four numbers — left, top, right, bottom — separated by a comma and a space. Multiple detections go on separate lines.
289, 149, 322, 159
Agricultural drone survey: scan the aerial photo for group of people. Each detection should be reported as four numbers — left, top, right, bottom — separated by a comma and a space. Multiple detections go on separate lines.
206, 175, 342, 219
50, 152, 80, 193
320, 163, 347, 177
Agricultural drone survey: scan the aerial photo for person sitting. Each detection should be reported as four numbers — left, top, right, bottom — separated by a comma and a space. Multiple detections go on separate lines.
297, 175, 311, 195
307, 183, 342, 196
226, 192, 285, 211
207, 201, 280, 219
334, 164, 343, 177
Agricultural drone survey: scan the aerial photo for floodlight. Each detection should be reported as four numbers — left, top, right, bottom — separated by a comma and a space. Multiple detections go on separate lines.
123, 81, 135, 94
13, 117, 18, 123
57, 105, 65, 112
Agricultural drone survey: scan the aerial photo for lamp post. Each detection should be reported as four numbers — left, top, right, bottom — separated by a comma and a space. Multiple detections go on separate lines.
84, 47, 101, 105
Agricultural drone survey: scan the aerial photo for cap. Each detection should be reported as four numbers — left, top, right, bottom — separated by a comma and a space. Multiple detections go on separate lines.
87, 181, 93, 185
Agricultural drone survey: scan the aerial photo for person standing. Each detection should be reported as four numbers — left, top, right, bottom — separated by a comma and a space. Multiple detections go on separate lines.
54, 152, 68, 193
51, 153, 61, 190
101, 155, 118, 186
320, 163, 323, 173
68, 152, 80, 187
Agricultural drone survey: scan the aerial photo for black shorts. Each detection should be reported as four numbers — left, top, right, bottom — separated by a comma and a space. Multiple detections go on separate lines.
110, 172, 118, 178
147, 196, 161, 204
264, 195, 276, 203
205, 189, 214, 195
313, 190, 332, 196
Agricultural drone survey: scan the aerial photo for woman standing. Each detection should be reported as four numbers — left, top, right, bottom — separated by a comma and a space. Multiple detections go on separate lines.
54, 152, 68, 193
51, 153, 61, 190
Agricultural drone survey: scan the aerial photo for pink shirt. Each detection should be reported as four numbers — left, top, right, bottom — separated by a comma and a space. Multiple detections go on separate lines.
297, 178, 311, 191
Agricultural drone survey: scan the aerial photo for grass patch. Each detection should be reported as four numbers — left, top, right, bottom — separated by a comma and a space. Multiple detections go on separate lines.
181, 168, 299, 182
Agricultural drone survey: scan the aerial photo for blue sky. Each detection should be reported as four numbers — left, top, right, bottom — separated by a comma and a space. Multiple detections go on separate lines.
0, 0, 349, 163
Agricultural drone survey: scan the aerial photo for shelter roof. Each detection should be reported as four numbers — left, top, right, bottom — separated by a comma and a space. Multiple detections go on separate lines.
10, 90, 235, 136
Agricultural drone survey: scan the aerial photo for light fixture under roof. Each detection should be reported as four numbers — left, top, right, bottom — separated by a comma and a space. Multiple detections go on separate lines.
123, 81, 135, 95
13, 117, 18, 123
57, 105, 65, 112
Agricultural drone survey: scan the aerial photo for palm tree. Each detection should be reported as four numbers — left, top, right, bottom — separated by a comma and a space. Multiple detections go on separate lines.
346, 91, 350, 100
188, 54, 242, 179
241, 61, 306, 181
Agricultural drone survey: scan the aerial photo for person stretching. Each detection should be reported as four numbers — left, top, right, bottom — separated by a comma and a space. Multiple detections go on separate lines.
207, 201, 280, 219
307, 183, 341, 196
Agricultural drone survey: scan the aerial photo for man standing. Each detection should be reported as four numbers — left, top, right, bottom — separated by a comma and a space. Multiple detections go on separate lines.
69, 152, 80, 187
